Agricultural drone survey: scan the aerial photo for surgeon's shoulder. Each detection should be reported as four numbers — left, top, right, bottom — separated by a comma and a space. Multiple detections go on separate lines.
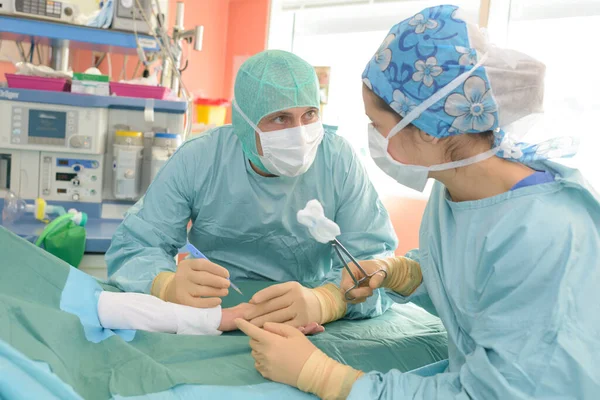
484, 189, 600, 297
171, 125, 235, 163
320, 124, 359, 162
178, 125, 235, 151
502, 187, 596, 245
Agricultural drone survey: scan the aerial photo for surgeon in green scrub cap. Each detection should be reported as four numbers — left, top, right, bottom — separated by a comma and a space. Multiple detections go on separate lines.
106, 50, 398, 332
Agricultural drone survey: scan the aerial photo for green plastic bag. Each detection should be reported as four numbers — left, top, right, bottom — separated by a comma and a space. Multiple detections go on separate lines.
40, 218, 86, 267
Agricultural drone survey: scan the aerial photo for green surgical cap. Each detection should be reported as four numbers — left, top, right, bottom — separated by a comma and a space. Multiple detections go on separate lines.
232, 50, 320, 171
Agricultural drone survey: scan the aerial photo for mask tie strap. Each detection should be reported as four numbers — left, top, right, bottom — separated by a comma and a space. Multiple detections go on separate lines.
427, 146, 500, 172
233, 99, 263, 134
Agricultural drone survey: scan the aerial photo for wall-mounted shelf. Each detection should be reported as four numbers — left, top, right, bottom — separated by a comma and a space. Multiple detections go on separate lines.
0, 15, 160, 54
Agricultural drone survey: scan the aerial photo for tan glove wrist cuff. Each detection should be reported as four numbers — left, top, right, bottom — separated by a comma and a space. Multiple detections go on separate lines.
297, 349, 363, 400
313, 283, 348, 324
381, 256, 423, 296
151, 271, 175, 301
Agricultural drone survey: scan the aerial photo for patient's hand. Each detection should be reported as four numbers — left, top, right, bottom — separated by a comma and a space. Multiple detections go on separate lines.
298, 321, 325, 336
220, 303, 325, 335
220, 303, 256, 331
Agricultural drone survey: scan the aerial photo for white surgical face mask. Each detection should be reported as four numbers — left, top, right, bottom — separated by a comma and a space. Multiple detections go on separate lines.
368, 123, 499, 192
367, 52, 501, 192
257, 121, 324, 177
234, 101, 324, 177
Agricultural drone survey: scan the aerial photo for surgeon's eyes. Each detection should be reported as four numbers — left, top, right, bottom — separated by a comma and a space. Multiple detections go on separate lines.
304, 110, 318, 121
272, 115, 288, 124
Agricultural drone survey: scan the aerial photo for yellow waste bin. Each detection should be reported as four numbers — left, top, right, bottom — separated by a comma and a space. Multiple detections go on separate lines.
195, 98, 230, 126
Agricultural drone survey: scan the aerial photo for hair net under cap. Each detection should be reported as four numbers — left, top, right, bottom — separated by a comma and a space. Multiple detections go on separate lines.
232, 50, 321, 171
362, 5, 546, 138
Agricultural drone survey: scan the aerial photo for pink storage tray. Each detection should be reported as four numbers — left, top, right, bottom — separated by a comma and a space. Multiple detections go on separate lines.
5, 74, 70, 92
110, 82, 170, 100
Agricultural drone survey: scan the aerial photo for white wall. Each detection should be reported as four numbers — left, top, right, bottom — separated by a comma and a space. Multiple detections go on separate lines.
269, 0, 600, 195
269, 0, 479, 198
498, 2, 600, 191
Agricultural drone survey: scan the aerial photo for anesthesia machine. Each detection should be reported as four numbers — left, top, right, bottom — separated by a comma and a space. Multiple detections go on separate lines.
0, 88, 185, 220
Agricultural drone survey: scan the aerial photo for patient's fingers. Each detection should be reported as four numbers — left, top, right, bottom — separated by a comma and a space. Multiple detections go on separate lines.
300, 322, 325, 336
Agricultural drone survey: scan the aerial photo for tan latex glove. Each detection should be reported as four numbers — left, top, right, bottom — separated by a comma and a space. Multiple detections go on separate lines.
236, 319, 362, 400
151, 258, 231, 308
341, 257, 422, 304
244, 282, 347, 328
298, 348, 364, 400
220, 303, 325, 334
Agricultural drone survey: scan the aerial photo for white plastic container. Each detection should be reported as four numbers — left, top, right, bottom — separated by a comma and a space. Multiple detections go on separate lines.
113, 131, 144, 199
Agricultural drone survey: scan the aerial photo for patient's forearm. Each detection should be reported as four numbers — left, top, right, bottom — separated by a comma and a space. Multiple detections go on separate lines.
97, 291, 222, 335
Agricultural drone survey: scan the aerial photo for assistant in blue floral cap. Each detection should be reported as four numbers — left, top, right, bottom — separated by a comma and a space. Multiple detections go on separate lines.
363, 5, 543, 138
235, 6, 600, 400
361, 4, 578, 192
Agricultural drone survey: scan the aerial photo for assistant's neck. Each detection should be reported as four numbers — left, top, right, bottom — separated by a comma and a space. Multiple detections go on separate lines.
430, 157, 535, 202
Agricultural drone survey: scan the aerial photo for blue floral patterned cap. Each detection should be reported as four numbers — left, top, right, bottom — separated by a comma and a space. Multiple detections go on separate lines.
363, 5, 499, 138
363, 5, 579, 161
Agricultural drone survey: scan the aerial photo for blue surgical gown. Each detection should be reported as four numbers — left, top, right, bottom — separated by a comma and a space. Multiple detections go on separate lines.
350, 161, 600, 399
106, 125, 398, 319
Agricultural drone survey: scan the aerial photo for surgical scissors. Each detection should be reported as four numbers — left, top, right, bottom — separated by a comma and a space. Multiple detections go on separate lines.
331, 239, 387, 301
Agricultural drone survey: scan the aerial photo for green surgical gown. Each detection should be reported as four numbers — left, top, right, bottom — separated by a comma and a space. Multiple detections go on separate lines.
350, 161, 600, 398
106, 125, 398, 319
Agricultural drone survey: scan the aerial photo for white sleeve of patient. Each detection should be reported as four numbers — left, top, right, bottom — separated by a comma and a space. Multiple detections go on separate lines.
97, 291, 222, 336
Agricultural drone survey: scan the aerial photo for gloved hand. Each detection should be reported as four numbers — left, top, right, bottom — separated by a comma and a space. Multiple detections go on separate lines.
236, 319, 362, 400
220, 303, 325, 334
244, 282, 347, 327
151, 258, 231, 308
341, 257, 422, 304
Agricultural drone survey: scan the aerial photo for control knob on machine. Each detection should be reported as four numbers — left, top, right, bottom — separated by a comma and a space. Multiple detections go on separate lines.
72, 193, 80, 201
72, 179, 80, 187
73, 164, 83, 172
